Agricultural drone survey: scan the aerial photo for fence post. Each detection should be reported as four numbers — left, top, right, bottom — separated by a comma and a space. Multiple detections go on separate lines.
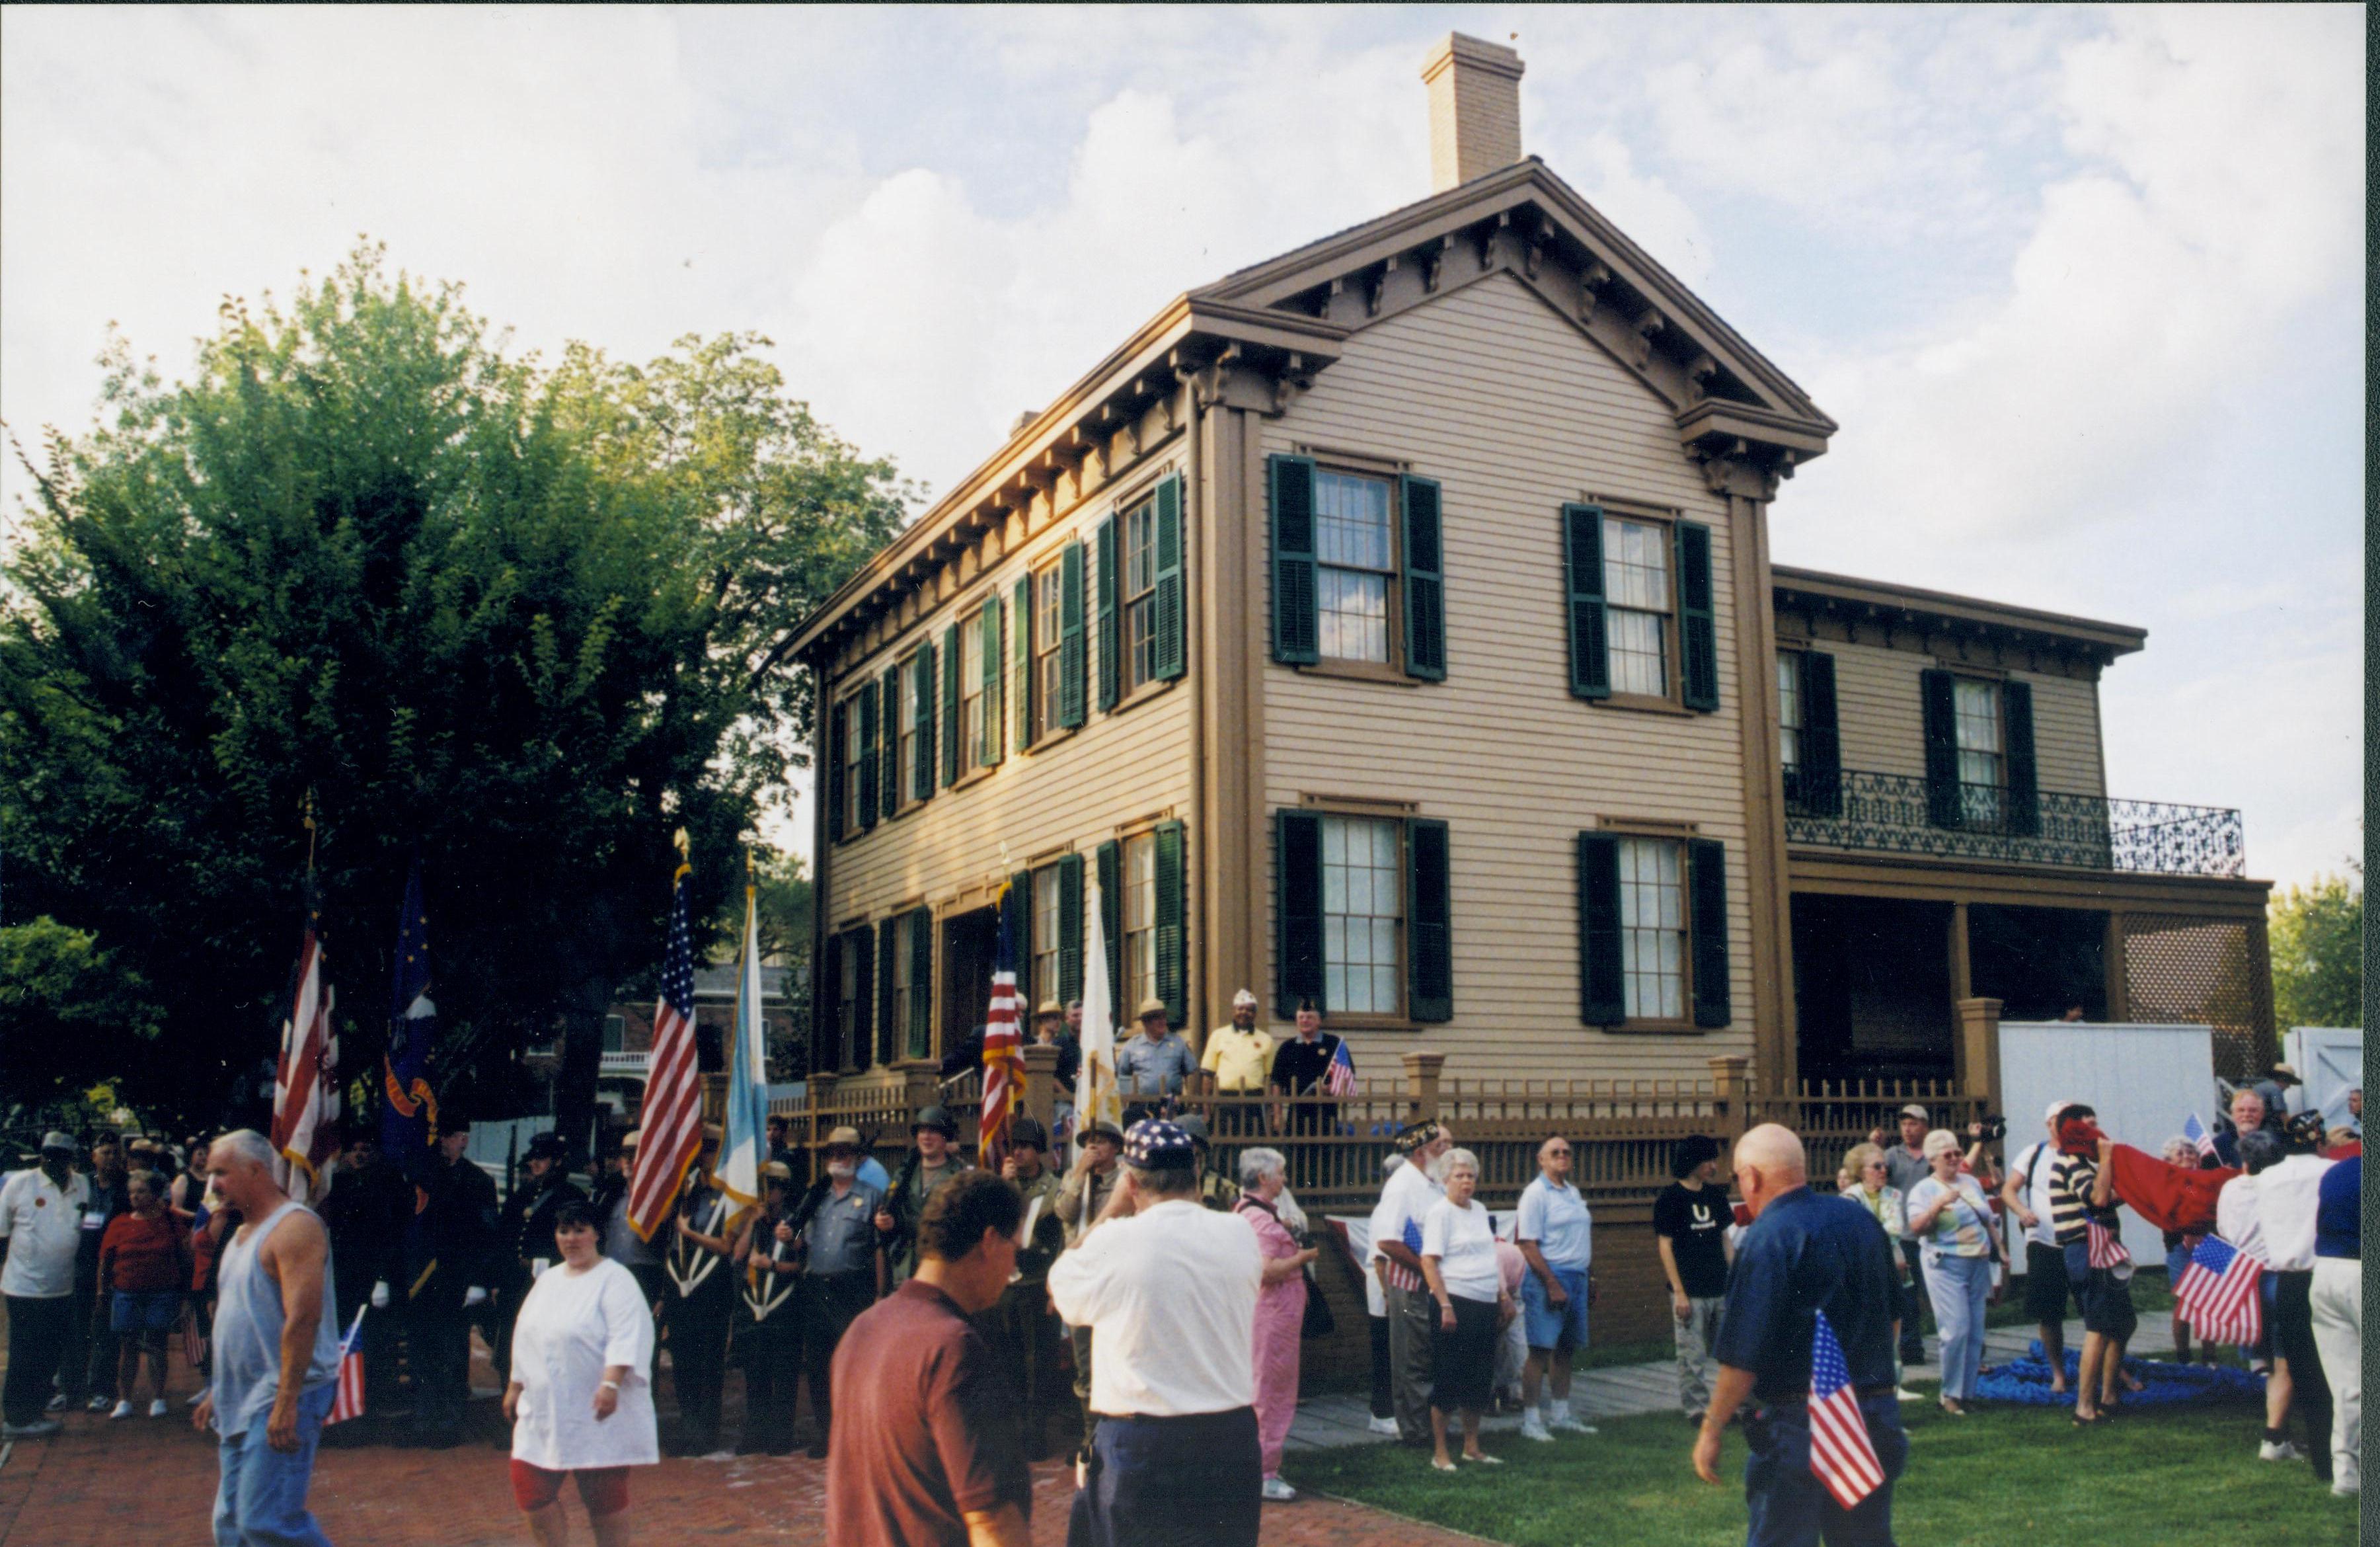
1954, 997, 2005, 1115
1019, 1043, 1059, 1136
1402, 1051, 1446, 1125
1707, 1055, 1752, 1141
902, 1064, 940, 1124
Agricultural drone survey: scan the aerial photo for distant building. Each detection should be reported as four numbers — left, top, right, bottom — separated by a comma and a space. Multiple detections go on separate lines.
524, 964, 803, 1117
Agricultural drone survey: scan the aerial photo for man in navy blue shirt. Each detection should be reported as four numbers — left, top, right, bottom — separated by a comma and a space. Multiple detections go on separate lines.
1693, 1125, 1907, 1546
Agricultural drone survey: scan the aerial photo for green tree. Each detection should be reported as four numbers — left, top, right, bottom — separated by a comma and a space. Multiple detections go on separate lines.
2270, 867, 2363, 1030
1, 247, 904, 1139
0, 916, 165, 1108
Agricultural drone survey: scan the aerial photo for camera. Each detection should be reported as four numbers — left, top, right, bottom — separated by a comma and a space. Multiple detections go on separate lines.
1975, 1114, 2007, 1143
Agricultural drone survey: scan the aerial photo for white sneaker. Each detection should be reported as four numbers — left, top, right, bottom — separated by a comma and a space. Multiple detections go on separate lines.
1894, 1388, 1922, 1402
2331, 1479, 2359, 1498
1365, 1415, 1401, 1437
1551, 1414, 1597, 1435
1260, 1477, 1297, 1501
1519, 1417, 1553, 1443
2260, 1439, 2305, 1462
86, 1394, 112, 1413
148, 1400, 169, 1418
109, 1400, 133, 1419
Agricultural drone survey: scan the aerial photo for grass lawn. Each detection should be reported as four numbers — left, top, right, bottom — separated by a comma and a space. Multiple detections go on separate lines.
1282, 1392, 2356, 1546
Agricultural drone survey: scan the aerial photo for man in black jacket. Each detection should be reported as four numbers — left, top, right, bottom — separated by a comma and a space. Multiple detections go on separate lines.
407, 1116, 498, 1447
492, 1132, 585, 1384
321, 1132, 411, 1419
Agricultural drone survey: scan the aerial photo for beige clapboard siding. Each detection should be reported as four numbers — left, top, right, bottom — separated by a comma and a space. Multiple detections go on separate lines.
1258, 272, 1756, 1083
1821, 641, 2105, 796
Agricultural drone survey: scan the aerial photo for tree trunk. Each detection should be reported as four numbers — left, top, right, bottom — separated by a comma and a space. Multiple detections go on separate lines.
551, 982, 610, 1167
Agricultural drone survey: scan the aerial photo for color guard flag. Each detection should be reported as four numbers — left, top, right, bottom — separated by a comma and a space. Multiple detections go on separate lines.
627, 861, 703, 1240
270, 886, 339, 1205
326, 1306, 367, 1425
1808, 1310, 1885, 1510
2182, 1112, 2216, 1161
381, 861, 440, 1183
714, 861, 771, 1226
978, 883, 1025, 1168
1323, 1035, 1358, 1097
2174, 1234, 2263, 1346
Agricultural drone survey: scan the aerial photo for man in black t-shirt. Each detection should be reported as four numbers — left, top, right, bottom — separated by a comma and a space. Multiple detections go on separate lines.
1267, 1001, 1347, 1136
1652, 1135, 1734, 1423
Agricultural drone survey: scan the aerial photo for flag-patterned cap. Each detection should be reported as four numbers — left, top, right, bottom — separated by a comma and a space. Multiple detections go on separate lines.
1123, 1120, 1196, 1168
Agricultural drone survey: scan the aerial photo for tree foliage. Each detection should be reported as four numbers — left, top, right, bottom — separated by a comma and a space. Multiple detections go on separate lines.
2270, 866, 2363, 1031
1, 247, 905, 1132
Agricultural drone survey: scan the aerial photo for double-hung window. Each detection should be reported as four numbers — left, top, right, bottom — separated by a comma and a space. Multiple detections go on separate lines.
891, 913, 917, 1051
1776, 652, 1803, 775
1953, 679, 2004, 828
1033, 863, 1063, 1008
1321, 814, 1402, 1015
1120, 832, 1157, 1014
840, 697, 866, 834
897, 654, 925, 807
959, 613, 986, 776
1035, 563, 1065, 738
837, 935, 861, 1071
1122, 497, 1159, 692
1315, 471, 1394, 663
1617, 837, 1686, 1021
1603, 517, 1671, 697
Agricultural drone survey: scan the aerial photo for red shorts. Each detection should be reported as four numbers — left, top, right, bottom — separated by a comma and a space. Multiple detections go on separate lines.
509, 1460, 630, 1517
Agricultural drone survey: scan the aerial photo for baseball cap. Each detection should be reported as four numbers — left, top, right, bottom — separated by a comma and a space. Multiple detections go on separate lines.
1898, 1104, 1928, 1121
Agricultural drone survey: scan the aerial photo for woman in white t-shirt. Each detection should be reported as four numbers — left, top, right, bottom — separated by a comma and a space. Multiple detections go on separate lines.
1419, 1148, 1512, 1472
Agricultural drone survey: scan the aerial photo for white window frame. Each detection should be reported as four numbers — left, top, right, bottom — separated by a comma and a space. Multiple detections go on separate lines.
1603, 515, 1672, 699
840, 696, 865, 834
1121, 832, 1157, 1015
1617, 836, 1687, 1023
1313, 470, 1397, 665
1122, 496, 1159, 692
959, 612, 986, 776
1032, 863, 1063, 1008
1777, 652, 1802, 773
1034, 561, 1065, 738
1952, 678, 2005, 828
1320, 813, 1404, 1016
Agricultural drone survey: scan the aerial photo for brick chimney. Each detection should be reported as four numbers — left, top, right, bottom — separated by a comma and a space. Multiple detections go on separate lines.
1422, 33, 1525, 193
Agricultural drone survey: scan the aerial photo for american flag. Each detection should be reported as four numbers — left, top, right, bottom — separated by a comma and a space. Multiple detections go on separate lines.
270, 885, 339, 1205
627, 864, 703, 1240
326, 1306, 367, 1425
978, 883, 1026, 1168
2182, 1112, 2216, 1161
1808, 1310, 1885, 1511
2085, 1218, 2131, 1270
1323, 1035, 1358, 1097
2174, 1234, 2262, 1345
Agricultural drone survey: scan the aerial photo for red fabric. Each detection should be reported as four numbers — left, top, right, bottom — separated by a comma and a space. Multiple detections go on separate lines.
99, 1212, 188, 1293
509, 1460, 629, 1517
2106, 1144, 2237, 1236
2323, 1139, 2361, 1160
2055, 1117, 2104, 1155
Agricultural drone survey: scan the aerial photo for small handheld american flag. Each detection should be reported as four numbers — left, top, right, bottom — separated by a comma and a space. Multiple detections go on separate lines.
2182, 1113, 2215, 1161
2174, 1234, 2262, 1346
1808, 1310, 1885, 1511
1323, 1035, 1358, 1098
2085, 1218, 2131, 1271
326, 1306, 367, 1425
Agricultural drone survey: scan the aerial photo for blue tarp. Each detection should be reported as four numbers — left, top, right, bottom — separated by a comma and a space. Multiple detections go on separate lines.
1972, 1343, 2266, 1406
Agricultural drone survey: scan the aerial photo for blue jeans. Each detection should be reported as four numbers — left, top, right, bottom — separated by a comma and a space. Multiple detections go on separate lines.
1744, 1394, 1906, 1547
1925, 1254, 1991, 1401
213, 1381, 335, 1546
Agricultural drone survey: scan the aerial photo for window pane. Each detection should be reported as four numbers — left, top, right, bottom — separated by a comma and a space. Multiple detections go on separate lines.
1776, 654, 1801, 770
1609, 608, 1666, 696
1315, 472, 1391, 570
1318, 567, 1389, 662
1603, 518, 1670, 611
1953, 680, 2001, 754
1617, 837, 1686, 1021
1126, 502, 1156, 597
1321, 814, 1401, 1015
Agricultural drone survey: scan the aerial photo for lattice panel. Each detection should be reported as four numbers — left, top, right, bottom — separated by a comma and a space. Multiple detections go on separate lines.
2122, 914, 2273, 1079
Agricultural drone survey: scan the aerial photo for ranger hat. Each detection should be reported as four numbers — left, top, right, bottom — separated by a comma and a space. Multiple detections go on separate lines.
1007, 1117, 1050, 1150
761, 1160, 794, 1183
1081, 1118, 1126, 1145
620, 1129, 642, 1149
1122, 1119, 1196, 1170
1135, 997, 1168, 1021
912, 1105, 960, 1138
1035, 1000, 1064, 1019
823, 1126, 864, 1152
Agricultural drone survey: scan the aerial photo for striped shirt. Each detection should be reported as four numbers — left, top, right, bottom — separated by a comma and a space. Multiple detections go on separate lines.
2048, 1151, 2112, 1246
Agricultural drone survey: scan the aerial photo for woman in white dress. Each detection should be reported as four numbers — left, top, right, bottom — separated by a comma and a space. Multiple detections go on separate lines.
503, 1201, 658, 1547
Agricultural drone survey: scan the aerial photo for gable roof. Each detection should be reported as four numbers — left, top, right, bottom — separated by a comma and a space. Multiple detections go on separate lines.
791, 157, 1833, 665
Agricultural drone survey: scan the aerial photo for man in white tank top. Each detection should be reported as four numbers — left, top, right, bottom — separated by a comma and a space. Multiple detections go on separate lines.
192, 1130, 342, 1547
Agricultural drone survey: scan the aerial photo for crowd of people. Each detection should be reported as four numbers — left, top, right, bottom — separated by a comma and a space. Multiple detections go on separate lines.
0, 1051, 2360, 1546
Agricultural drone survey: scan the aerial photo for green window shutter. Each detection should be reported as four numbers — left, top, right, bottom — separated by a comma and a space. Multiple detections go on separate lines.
1268, 455, 1319, 664
817, 932, 842, 1072
1676, 520, 1718, 712
1921, 669, 1960, 829
1058, 541, 1087, 729
1011, 869, 1034, 1002
1056, 853, 1084, 1005
908, 906, 935, 1060
1274, 809, 1324, 1015
911, 643, 933, 799
1153, 475, 1186, 682
1012, 576, 1034, 752
876, 918, 900, 1066
878, 666, 900, 821
2003, 679, 2039, 838
1406, 817, 1453, 1022
1096, 840, 1122, 1011
849, 926, 874, 1072
931, 628, 954, 789
1560, 505, 1610, 699
981, 599, 1005, 768
1095, 516, 1121, 712
1800, 651, 1842, 818
825, 697, 848, 843
1400, 475, 1446, 682
1153, 820, 1187, 1027
857, 680, 881, 830
1688, 838, 1730, 1029
1577, 832, 1624, 1025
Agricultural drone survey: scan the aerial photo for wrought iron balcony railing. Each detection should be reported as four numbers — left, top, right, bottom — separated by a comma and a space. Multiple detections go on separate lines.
1783, 768, 2245, 877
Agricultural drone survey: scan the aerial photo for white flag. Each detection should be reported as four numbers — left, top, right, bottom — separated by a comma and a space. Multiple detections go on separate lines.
1075, 871, 1122, 1230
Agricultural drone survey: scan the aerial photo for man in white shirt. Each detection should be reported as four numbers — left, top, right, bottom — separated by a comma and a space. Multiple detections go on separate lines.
1, 1132, 93, 1439
2219, 1129, 2336, 1474
1367, 1120, 1452, 1445
1048, 1119, 1262, 1547
2002, 1102, 2079, 1395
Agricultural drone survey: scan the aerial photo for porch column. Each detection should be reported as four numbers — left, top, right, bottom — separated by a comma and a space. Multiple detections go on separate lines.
2102, 912, 2130, 1021
1948, 900, 1973, 1006
1402, 1050, 1446, 1125
1954, 997, 2004, 1114
1019, 1043, 1059, 1134
1708, 1055, 1752, 1141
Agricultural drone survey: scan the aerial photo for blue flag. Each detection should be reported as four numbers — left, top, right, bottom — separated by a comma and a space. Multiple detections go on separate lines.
380, 861, 440, 1179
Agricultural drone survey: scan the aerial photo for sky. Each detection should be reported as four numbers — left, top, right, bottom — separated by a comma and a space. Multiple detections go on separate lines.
1, 5, 2363, 892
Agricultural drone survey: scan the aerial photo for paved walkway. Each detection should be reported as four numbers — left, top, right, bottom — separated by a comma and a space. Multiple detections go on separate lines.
1289, 1309, 2178, 1448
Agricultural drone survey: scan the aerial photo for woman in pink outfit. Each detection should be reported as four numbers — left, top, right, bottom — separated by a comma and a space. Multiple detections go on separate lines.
1235, 1147, 1317, 1503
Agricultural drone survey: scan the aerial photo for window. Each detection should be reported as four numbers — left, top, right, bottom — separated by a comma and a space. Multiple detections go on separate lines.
1953, 678, 2003, 828
840, 696, 865, 834
896, 654, 925, 807
1617, 838, 1686, 1021
1322, 814, 1402, 1014
1603, 516, 1670, 697
1033, 863, 1062, 1008
1315, 471, 1394, 662
1121, 832, 1157, 1014
891, 912, 917, 1050
837, 937, 861, 1070
601, 1014, 626, 1053
1122, 497, 1159, 690
959, 613, 986, 775
1035, 562, 1065, 738
1776, 651, 1802, 772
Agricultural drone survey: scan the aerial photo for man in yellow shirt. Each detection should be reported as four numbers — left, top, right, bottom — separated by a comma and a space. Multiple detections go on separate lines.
1201, 989, 1275, 1134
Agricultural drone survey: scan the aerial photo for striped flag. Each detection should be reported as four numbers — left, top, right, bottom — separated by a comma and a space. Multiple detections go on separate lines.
978, 883, 1025, 1168
270, 886, 339, 1205
2085, 1218, 2131, 1270
1323, 1035, 1358, 1097
326, 1306, 367, 1425
2182, 1112, 2216, 1161
2174, 1234, 2263, 1345
714, 861, 769, 1225
627, 863, 703, 1240
1808, 1310, 1885, 1511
